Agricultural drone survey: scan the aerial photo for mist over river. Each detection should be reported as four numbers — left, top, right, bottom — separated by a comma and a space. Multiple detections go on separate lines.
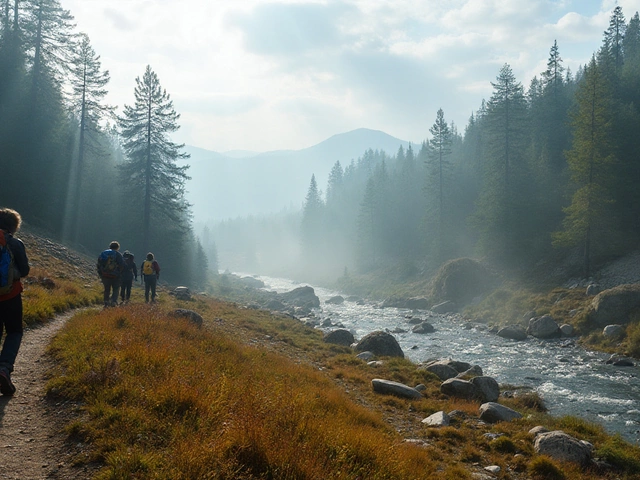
245, 274, 640, 445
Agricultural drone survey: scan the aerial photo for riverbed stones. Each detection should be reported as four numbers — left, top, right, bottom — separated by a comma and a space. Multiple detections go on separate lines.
478, 402, 522, 423
527, 314, 560, 338
534, 430, 593, 465
355, 331, 404, 358
587, 284, 640, 327
371, 379, 422, 399
411, 322, 435, 334
497, 324, 528, 341
323, 329, 354, 346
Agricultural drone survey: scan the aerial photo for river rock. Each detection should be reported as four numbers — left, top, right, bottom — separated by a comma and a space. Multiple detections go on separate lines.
603, 324, 625, 339
326, 295, 345, 305
470, 376, 500, 402
412, 322, 435, 334
279, 286, 320, 309
419, 362, 458, 380
355, 331, 404, 358
172, 309, 203, 327
587, 284, 640, 327
371, 378, 422, 399
497, 324, 527, 341
534, 430, 592, 465
440, 378, 481, 400
381, 296, 430, 310
560, 324, 574, 336
323, 329, 354, 346
605, 354, 635, 366
478, 402, 522, 423
431, 300, 456, 314
527, 314, 560, 338
422, 411, 450, 427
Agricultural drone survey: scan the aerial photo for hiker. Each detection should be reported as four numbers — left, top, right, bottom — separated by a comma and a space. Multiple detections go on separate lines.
97, 241, 125, 307
141, 252, 160, 303
120, 250, 138, 303
0, 208, 30, 396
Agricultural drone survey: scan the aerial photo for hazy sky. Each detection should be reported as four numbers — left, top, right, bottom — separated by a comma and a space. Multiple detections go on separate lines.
62, 0, 638, 152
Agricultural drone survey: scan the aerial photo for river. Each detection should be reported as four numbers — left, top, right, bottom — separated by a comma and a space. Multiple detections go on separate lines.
248, 273, 640, 445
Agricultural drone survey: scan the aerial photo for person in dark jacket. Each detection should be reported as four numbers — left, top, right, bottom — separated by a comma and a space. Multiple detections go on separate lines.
0, 208, 30, 396
120, 251, 138, 303
97, 241, 125, 307
141, 252, 160, 303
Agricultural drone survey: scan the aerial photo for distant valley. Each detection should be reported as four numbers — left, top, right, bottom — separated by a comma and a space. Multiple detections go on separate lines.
182, 128, 416, 224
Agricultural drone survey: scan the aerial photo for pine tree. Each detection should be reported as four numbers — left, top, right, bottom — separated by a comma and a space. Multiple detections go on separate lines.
118, 65, 191, 253
66, 32, 113, 241
300, 174, 324, 259
553, 57, 616, 278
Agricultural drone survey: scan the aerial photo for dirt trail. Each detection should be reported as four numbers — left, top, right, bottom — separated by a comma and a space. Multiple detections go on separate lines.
0, 311, 98, 480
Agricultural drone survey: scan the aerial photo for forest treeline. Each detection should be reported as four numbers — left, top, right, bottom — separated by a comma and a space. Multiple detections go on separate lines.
0, 0, 210, 287
212, 6, 640, 284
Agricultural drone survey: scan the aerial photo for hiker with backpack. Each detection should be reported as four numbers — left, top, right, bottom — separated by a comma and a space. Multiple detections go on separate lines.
141, 252, 160, 303
0, 208, 30, 396
97, 241, 125, 307
120, 250, 138, 303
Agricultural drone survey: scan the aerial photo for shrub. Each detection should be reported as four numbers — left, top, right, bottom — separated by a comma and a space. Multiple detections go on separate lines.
528, 456, 565, 480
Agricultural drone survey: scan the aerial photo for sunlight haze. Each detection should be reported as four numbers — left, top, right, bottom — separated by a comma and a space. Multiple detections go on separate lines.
63, 0, 631, 152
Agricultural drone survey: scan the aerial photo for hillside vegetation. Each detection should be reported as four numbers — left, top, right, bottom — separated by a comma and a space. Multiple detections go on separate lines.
17, 230, 640, 479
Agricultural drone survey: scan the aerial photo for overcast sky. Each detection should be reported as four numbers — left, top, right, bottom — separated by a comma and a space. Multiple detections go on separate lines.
62, 0, 638, 153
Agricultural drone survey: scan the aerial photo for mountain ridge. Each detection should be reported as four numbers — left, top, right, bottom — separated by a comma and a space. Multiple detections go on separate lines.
183, 128, 416, 223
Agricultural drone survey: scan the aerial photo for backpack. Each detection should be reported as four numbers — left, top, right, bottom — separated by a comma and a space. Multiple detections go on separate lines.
0, 230, 16, 295
142, 260, 155, 275
98, 250, 119, 278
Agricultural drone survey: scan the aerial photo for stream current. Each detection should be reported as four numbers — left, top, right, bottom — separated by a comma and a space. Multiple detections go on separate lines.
249, 274, 640, 444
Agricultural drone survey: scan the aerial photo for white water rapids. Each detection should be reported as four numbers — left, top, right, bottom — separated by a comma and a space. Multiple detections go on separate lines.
248, 273, 640, 445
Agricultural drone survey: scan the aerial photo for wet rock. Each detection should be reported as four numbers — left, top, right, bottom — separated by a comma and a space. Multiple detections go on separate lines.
497, 324, 528, 341
411, 322, 435, 334
605, 355, 635, 366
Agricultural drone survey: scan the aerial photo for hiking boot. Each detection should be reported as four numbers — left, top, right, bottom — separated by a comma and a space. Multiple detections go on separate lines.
0, 369, 16, 396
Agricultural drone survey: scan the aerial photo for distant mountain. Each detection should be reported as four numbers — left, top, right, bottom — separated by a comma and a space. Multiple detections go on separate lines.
182, 128, 415, 223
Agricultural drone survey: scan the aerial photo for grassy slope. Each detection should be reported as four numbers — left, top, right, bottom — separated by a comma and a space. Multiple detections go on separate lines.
19, 230, 640, 479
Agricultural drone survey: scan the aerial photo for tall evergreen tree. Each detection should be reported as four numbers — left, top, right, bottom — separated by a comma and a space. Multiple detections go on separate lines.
66, 32, 113, 241
553, 57, 617, 278
118, 65, 191, 254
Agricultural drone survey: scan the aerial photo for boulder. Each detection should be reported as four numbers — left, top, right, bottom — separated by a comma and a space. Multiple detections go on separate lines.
412, 322, 435, 334
560, 324, 574, 336
172, 286, 191, 300
420, 363, 458, 381
497, 325, 528, 341
586, 283, 600, 296
603, 324, 625, 339
323, 329, 354, 346
457, 365, 483, 378
279, 286, 320, 309
605, 354, 635, 366
430, 257, 496, 306
478, 402, 522, 423
527, 315, 560, 339
172, 309, 203, 327
381, 296, 430, 310
422, 411, 450, 427
440, 378, 481, 401
431, 300, 456, 314
587, 284, 640, 327
433, 358, 472, 373
534, 430, 592, 465
325, 295, 345, 305
356, 351, 375, 361
371, 379, 422, 399
529, 426, 550, 437
355, 331, 404, 358
239, 276, 265, 288
470, 376, 500, 402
